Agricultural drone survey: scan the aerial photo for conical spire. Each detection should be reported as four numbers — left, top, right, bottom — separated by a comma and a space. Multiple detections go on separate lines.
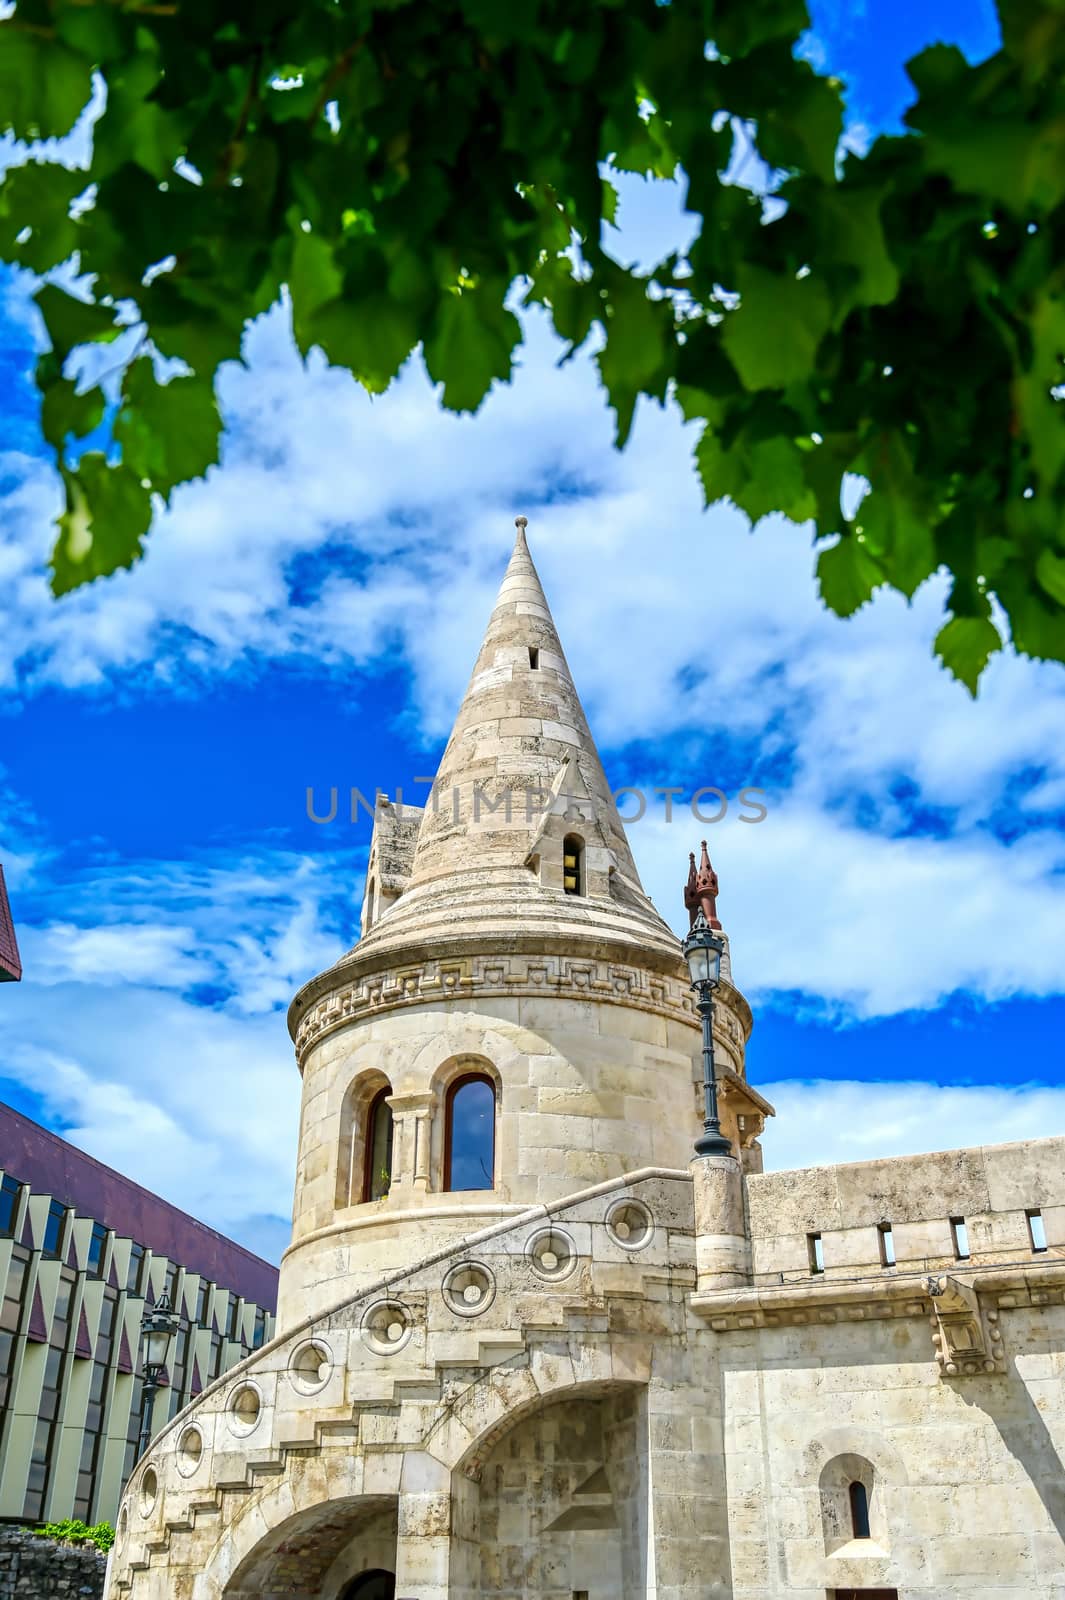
407, 517, 642, 888
343, 517, 678, 967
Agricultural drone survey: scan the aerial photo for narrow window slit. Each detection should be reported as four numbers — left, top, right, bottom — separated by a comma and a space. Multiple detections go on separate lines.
528, 646, 540, 669
807, 1232, 824, 1275
950, 1216, 970, 1260
848, 1480, 871, 1540
1027, 1208, 1048, 1253
878, 1222, 896, 1267
563, 834, 583, 896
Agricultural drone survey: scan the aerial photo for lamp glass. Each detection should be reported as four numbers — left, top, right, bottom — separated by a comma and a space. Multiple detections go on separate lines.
144, 1317, 175, 1369
685, 936, 722, 987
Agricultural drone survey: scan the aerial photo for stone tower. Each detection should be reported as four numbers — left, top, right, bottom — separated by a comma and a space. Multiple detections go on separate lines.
106, 522, 1065, 1600
281, 520, 767, 1324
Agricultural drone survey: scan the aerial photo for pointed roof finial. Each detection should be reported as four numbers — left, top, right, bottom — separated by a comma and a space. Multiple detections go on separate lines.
514, 514, 528, 544
683, 840, 722, 930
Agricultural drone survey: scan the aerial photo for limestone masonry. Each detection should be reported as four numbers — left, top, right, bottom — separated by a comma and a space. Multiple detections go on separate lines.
106, 524, 1065, 1599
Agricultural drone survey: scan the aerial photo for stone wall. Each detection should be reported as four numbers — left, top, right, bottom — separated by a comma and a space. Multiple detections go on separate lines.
0, 1530, 107, 1599
746, 1136, 1065, 1281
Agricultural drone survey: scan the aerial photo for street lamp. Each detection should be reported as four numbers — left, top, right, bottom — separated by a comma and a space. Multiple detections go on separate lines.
137, 1294, 180, 1458
682, 909, 732, 1158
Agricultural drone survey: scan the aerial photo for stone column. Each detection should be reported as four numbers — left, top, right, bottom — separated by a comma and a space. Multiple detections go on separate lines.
385, 1093, 435, 1194
691, 1153, 750, 1292
395, 1454, 476, 1600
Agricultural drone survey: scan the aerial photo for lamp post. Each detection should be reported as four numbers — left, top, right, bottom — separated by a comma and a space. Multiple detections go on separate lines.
682, 909, 732, 1158
137, 1294, 180, 1459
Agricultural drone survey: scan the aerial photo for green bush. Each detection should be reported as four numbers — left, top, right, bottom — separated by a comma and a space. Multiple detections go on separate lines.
24, 1518, 115, 1553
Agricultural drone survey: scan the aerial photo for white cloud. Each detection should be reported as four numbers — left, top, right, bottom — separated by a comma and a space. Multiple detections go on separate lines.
761, 1079, 1065, 1173
0, 814, 361, 1257
629, 803, 1065, 1018
2, 996, 299, 1253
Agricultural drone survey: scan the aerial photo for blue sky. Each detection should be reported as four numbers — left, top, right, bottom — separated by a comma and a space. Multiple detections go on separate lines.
3, 0, 1064, 1265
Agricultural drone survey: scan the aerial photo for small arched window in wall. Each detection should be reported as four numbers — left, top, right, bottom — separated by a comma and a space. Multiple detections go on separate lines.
563, 834, 584, 896
362, 1087, 394, 1202
848, 1480, 871, 1540
444, 1074, 496, 1191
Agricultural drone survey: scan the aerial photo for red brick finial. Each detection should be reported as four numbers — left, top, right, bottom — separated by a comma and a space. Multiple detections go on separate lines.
683, 840, 721, 930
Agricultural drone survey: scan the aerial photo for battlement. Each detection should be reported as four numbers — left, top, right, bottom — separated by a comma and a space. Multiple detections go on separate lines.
745, 1134, 1065, 1284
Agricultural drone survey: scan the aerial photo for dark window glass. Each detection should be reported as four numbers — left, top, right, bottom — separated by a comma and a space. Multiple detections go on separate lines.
126, 1242, 146, 1294
163, 1261, 179, 1304
1, 1246, 30, 1333
86, 1222, 109, 1276
562, 834, 583, 896
196, 1280, 210, 1326
362, 1089, 394, 1202
444, 1075, 496, 1192
42, 1201, 68, 1258
0, 1175, 22, 1236
252, 1307, 267, 1349
849, 1480, 871, 1539
122, 1375, 145, 1486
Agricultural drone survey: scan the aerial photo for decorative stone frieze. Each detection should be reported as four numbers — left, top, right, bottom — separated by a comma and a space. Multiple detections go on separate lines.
293, 949, 751, 1065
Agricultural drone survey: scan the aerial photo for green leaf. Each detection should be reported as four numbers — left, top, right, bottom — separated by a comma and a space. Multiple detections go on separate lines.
40, 380, 105, 450
289, 232, 344, 355
816, 533, 885, 616
114, 358, 222, 499
1035, 549, 1065, 608
34, 286, 120, 359
813, 187, 898, 310
758, 64, 844, 185
596, 274, 673, 443
0, 162, 83, 273
0, 30, 93, 140
424, 288, 521, 412
696, 427, 815, 523
722, 266, 832, 391
855, 433, 937, 597
309, 293, 419, 394
51, 456, 153, 596
933, 613, 1002, 693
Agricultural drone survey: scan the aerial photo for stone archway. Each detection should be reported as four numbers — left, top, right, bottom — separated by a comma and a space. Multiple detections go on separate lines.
473, 1388, 650, 1599
338, 1571, 395, 1600
219, 1495, 397, 1600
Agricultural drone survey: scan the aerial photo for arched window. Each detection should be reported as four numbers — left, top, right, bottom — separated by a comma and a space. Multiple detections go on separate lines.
563, 834, 584, 896
444, 1074, 496, 1191
362, 1088, 394, 1202
848, 1480, 871, 1540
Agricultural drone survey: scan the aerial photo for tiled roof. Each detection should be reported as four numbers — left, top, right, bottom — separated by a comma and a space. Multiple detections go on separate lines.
0, 865, 21, 982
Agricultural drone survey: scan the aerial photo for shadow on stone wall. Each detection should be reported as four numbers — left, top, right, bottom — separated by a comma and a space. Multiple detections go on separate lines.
962, 1359, 1065, 1544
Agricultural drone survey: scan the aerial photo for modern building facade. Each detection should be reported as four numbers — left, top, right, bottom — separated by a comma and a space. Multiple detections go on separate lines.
0, 1103, 277, 1526
106, 523, 1065, 1599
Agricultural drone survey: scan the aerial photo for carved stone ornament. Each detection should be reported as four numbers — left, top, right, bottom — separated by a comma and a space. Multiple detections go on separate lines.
925, 1274, 1006, 1377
